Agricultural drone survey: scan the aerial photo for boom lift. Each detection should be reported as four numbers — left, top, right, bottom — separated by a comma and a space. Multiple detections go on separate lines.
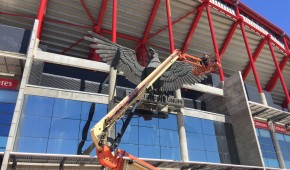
90, 50, 221, 170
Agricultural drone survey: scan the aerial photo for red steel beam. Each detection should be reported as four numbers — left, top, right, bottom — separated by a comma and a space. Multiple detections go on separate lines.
264, 55, 289, 92
61, 36, 86, 54
283, 36, 290, 52
236, 8, 263, 93
165, 0, 175, 53
101, 29, 140, 42
267, 40, 290, 103
141, 0, 160, 44
206, 5, 224, 81
181, 4, 205, 53
242, 38, 267, 80
37, 0, 48, 39
219, 22, 239, 58
80, 0, 96, 26
148, 7, 200, 40
112, 0, 117, 43
94, 0, 108, 33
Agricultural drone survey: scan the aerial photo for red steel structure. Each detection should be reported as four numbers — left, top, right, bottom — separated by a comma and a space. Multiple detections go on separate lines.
3, 0, 289, 107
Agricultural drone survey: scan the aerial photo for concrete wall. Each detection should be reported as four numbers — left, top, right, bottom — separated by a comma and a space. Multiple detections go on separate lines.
224, 72, 264, 166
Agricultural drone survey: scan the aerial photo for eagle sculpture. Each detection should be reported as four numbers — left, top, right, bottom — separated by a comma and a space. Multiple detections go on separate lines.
84, 31, 207, 93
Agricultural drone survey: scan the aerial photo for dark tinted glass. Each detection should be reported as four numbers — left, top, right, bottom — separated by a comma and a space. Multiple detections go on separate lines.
0, 103, 15, 114
0, 114, 13, 125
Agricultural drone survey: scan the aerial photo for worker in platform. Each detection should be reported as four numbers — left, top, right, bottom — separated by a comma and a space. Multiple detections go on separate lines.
201, 54, 209, 67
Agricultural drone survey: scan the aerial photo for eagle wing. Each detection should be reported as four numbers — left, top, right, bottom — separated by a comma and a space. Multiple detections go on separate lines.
161, 61, 207, 91
84, 31, 144, 85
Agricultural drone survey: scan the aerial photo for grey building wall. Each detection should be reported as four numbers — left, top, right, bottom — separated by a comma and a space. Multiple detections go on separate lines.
224, 72, 264, 166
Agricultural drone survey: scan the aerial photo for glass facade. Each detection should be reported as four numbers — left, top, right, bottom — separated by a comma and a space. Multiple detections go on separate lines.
0, 90, 18, 152
117, 113, 180, 160
256, 128, 279, 168
185, 116, 220, 163
14, 95, 235, 164
276, 133, 290, 169
15, 95, 107, 156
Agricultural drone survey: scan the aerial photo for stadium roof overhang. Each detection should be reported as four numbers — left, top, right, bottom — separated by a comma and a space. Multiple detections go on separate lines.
0, 0, 289, 106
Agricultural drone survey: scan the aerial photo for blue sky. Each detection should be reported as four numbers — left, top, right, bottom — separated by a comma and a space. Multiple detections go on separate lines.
240, 0, 290, 35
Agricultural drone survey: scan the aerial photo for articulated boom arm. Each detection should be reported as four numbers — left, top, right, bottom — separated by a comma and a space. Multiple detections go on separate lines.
90, 50, 181, 169
90, 50, 221, 169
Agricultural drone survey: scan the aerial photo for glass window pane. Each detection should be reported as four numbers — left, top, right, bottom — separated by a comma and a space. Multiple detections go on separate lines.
188, 150, 206, 162
266, 158, 279, 168
264, 152, 277, 159
259, 129, 271, 138
0, 125, 10, 136
0, 90, 18, 103
202, 119, 215, 135
0, 114, 13, 125
24, 96, 54, 117
275, 133, 284, 141
0, 136, 7, 147
118, 143, 138, 157
79, 120, 97, 141
15, 137, 47, 153
139, 127, 159, 146
19, 116, 51, 138
78, 140, 95, 157
206, 151, 220, 163
159, 129, 179, 147
139, 145, 160, 159
260, 144, 275, 152
49, 118, 80, 139
161, 147, 180, 160
259, 137, 273, 145
204, 135, 218, 152
186, 132, 205, 150
81, 103, 108, 122
256, 128, 260, 137
184, 116, 202, 134
0, 103, 15, 114
116, 124, 138, 144
285, 161, 290, 169
285, 135, 290, 142
47, 139, 78, 154
159, 114, 177, 130
53, 99, 81, 119
139, 118, 158, 128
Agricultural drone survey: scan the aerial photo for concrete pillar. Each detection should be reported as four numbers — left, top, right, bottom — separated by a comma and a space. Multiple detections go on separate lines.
268, 121, 286, 169
1, 20, 39, 170
220, 81, 224, 89
174, 89, 189, 161
107, 68, 117, 140
259, 92, 268, 106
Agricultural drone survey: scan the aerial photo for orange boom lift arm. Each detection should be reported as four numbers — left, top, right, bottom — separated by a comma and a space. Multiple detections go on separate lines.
90, 50, 221, 169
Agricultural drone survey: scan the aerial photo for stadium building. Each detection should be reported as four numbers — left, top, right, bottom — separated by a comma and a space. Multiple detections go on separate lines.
0, 0, 290, 169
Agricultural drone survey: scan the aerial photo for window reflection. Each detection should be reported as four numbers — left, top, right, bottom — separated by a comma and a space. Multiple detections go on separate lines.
18, 116, 51, 138
24, 95, 54, 117
16, 137, 47, 153
53, 99, 81, 119
49, 118, 80, 139
47, 139, 78, 154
